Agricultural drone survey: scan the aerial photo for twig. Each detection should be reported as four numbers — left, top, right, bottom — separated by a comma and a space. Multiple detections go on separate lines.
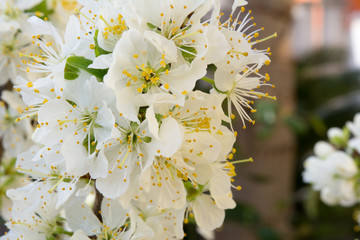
92, 182, 103, 222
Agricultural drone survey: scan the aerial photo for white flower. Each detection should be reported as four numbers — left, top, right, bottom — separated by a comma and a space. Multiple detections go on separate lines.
327, 127, 345, 140
0, 0, 42, 32
137, 91, 236, 210
138, 154, 187, 209
2, 195, 68, 240
105, 29, 206, 122
96, 115, 183, 199
136, 204, 185, 240
0, 155, 30, 221
48, 0, 82, 33
303, 156, 332, 191
33, 77, 116, 177
210, 2, 275, 127
0, 31, 31, 85
7, 145, 77, 217
303, 151, 359, 206
129, 0, 228, 64
66, 198, 136, 240
0, 90, 33, 157
14, 75, 59, 107
347, 113, 360, 137
313, 141, 335, 159
212, 1, 271, 71
320, 180, 358, 207
20, 16, 81, 83
213, 68, 275, 128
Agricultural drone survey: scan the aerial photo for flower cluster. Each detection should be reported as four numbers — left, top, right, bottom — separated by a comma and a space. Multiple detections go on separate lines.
303, 114, 360, 226
0, 0, 276, 239
0, 0, 79, 222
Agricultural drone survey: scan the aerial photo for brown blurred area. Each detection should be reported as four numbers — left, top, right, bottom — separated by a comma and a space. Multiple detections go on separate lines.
216, 0, 360, 239
215, 0, 296, 239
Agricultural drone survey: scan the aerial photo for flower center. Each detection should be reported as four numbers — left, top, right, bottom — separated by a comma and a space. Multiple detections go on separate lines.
1, 42, 14, 56
60, 0, 80, 12
100, 14, 127, 40
4, 2, 20, 20
140, 65, 160, 84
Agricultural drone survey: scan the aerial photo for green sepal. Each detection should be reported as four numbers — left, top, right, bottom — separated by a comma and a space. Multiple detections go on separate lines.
147, 22, 160, 31
155, 113, 163, 125
184, 181, 205, 202
26, 0, 54, 20
94, 29, 111, 57
130, 122, 139, 131
64, 56, 108, 81
83, 134, 97, 154
181, 46, 197, 63
142, 136, 152, 143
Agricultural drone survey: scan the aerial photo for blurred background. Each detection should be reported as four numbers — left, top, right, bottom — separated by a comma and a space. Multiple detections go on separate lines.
206, 0, 360, 239
1, 0, 360, 239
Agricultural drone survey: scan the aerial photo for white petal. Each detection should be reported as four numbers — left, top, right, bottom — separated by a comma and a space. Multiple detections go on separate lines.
232, 0, 248, 11
33, 99, 75, 146
101, 199, 128, 230
193, 195, 225, 231
66, 202, 101, 236
314, 141, 335, 158
63, 15, 81, 55
62, 134, 91, 177
203, 25, 230, 64
16, 0, 43, 10
94, 104, 115, 143
56, 182, 76, 209
214, 68, 235, 92
162, 60, 207, 94
96, 151, 137, 198
153, 117, 183, 157
144, 30, 178, 62
209, 168, 236, 209
88, 54, 113, 69
27, 16, 63, 47
89, 149, 109, 179
115, 87, 141, 122
145, 105, 159, 139
71, 230, 91, 240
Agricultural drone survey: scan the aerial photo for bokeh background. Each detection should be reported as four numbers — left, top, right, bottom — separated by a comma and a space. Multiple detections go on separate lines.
1, 0, 360, 239
209, 0, 360, 239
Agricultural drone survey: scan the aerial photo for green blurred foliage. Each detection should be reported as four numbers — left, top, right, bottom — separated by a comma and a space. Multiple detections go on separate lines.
184, 203, 281, 240
292, 47, 360, 239
25, 0, 54, 19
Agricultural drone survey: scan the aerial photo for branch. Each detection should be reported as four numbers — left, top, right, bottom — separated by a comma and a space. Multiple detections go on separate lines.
92, 183, 103, 222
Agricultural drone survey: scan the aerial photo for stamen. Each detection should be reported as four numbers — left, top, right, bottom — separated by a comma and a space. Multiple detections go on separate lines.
231, 157, 254, 164
251, 33, 277, 45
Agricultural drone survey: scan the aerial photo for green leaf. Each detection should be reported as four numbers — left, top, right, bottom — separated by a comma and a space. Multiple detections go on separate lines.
225, 202, 259, 224
181, 46, 197, 63
184, 181, 202, 202
256, 227, 281, 240
64, 56, 108, 81
284, 115, 308, 135
155, 113, 163, 125
147, 22, 159, 30
64, 62, 80, 80
142, 136, 152, 143
94, 30, 111, 57
130, 122, 139, 131
82, 135, 97, 155
26, 0, 53, 19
